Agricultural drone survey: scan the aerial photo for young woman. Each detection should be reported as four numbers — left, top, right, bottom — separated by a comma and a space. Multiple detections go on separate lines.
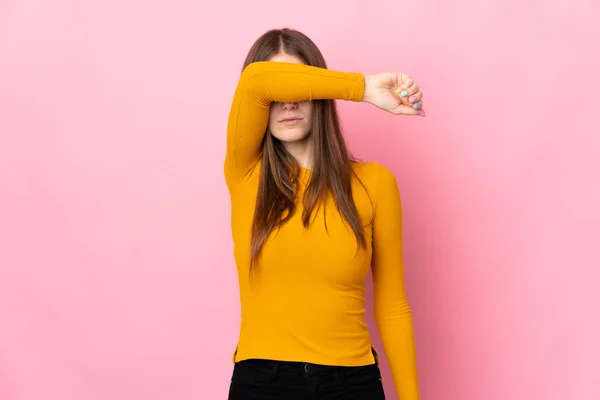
224, 28, 424, 400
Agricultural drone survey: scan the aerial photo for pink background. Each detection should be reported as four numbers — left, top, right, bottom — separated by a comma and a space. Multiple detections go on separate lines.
1, 1, 599, 399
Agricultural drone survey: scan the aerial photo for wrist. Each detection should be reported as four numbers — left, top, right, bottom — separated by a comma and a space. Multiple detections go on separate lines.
362, 74, 373, 104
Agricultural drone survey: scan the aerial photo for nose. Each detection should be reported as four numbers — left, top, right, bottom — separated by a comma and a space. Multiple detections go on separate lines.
282, 102, 298, 110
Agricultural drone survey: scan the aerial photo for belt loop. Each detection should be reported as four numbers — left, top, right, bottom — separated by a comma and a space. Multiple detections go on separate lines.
268, 361, 279, 380
338, 366, 347, 383
334, 366, 344, 382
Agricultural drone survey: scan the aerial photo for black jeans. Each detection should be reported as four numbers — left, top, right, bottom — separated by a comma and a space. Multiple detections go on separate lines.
227, 356, 385, 400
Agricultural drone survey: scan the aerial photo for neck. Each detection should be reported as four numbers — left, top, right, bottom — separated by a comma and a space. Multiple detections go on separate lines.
284, 136, 314, 170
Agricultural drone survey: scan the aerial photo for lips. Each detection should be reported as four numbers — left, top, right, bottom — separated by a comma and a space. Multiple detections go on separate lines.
279, 117, 303, 125
279, 117, 303, 122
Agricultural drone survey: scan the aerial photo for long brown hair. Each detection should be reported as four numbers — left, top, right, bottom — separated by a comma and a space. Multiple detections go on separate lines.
243, 28, 370, 273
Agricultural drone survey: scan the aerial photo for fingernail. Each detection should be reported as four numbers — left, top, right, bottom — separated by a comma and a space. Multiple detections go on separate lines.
409, 97, 416, 104
413, 103, 421, 110
400, 91, 408, 98
418, 114, 426, 117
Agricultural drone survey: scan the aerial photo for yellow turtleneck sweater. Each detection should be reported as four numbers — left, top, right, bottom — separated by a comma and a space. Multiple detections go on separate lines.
224, 61, 419, 399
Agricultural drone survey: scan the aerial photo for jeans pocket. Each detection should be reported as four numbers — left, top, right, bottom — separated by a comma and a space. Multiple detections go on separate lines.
228, 367, 261, 400
230, 362, 270, 389
343, 364, 382, 388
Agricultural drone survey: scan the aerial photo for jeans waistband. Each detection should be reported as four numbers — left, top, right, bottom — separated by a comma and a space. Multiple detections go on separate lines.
235, 347, 379, 378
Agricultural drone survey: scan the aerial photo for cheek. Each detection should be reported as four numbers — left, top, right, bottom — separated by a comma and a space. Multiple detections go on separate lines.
300, 101, 312, 121
268, 106, 279, 129
299, 101, 312, 113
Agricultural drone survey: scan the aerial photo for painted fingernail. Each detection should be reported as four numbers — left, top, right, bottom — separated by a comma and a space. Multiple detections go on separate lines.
400, 91, 409, 98
413, 103, 421, 110
418, 114, 426, 117
409, 97, 416, 104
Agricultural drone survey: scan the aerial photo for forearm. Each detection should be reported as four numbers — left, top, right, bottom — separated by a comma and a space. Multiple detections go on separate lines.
376, 302, 420, 400
239, 61, 365, 104
225, 61, 364, 183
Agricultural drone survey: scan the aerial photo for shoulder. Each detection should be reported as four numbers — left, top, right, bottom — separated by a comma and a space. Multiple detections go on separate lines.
351, 161, 399, 189
351, 161, 401, 212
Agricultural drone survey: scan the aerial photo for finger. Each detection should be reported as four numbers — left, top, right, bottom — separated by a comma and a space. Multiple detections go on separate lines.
399, 72, 413, 89
404, 83, 422, 104
391, 104, 425, 116
394, 73, 412, 92
395, 89, 410, 106
406, 100, 426, 115
410, 91, 425, 112
409, 92, 422, 105
394, 74, 416, 106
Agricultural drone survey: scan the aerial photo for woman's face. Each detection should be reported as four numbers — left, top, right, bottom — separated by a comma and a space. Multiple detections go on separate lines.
267, 53, 313, 144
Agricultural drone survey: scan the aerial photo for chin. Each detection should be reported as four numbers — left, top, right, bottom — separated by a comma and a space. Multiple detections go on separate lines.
272, 129, 310, 143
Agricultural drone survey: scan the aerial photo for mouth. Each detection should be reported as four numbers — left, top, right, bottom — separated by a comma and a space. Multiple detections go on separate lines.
279, 117, 303, 125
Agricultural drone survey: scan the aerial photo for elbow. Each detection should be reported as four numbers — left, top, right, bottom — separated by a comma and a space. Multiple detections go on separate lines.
240, 61, 263, 79
240, 61, 272, 87
238, 62, 269, 103
374, 299, 412, 322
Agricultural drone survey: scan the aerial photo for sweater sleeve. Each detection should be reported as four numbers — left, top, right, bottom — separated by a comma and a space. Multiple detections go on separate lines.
371, 164, 420, 400
224, 61, 365, 185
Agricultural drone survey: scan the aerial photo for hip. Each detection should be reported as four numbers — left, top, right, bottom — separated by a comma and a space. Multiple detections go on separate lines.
228, 354, 385, 400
